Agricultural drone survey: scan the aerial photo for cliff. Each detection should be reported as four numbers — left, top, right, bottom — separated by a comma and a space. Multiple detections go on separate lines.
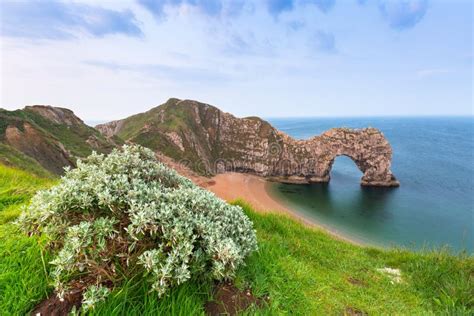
0, 105, 119, 175
97, 98, 399, 187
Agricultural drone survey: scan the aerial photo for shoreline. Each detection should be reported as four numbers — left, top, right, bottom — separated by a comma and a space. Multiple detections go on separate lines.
204, 172, 366, 247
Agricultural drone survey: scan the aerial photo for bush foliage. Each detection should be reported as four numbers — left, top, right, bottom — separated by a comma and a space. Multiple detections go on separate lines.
17, 145, 257, 309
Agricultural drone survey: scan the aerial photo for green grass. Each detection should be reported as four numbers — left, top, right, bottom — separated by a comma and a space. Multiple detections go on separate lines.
89, 276, 213, 315
0, 165, 472, 315
0, 225, 53, 315
116, 98, 186, 141
0, 165, 55, 314
0, 164, 54, 215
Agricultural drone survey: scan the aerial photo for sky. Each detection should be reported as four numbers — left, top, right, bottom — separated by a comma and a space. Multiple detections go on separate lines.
0, 0, 472, 120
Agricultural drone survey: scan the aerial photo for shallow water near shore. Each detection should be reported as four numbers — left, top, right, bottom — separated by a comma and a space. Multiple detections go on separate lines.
267, 117, 474, 253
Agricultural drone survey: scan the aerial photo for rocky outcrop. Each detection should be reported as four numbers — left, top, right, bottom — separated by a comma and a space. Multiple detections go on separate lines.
97, 98, 399, 187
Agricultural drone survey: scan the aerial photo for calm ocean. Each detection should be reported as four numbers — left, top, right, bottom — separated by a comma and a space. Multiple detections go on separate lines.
267, 117, 474, 253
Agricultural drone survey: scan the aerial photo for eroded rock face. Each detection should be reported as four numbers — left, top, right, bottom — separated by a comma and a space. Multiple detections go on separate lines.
97, 99, 399, 187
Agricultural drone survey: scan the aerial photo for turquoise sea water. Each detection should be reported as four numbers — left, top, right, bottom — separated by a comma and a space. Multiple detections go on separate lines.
267, 117, 474, 253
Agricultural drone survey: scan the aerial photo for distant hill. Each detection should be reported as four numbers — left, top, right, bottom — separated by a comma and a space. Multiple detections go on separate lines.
0, 105, 120, 176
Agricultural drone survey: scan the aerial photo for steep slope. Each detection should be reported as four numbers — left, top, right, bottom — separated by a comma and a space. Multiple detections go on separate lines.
97, 98, 399, 186
0, 106, 119, 175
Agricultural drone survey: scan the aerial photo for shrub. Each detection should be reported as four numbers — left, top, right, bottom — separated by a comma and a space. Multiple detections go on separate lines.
17, 145, 257, 310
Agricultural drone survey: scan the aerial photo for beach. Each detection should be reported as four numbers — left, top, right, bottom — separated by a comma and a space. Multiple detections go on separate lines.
205, 173, 288, 214
202, 172, 363, 246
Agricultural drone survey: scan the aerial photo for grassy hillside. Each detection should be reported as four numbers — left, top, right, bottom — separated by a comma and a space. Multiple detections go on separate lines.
0, 106, 118, 175
236, 201, 473, 315
98, 98, 217, 170
0, 164, 472, 315
0, 165, 55, 315
0, 165, 54, 223
109, 98, 186, 141
0, 143, 53, 178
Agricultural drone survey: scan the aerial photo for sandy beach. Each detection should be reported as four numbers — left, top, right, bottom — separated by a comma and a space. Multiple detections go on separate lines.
205, 173, 288, 214
202, 172, 363, 246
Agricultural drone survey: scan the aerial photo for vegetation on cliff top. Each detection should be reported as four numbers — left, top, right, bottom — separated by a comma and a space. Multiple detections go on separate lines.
0, 156, 472, 315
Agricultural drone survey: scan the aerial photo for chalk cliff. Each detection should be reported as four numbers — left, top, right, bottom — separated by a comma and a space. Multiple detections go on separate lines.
97, 98, 399, 187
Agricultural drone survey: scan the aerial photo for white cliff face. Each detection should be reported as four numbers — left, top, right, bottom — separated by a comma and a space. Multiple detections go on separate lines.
96, 98, 400, 187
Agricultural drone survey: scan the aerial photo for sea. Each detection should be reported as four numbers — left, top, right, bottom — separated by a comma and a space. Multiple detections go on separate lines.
267, 117, 474, 253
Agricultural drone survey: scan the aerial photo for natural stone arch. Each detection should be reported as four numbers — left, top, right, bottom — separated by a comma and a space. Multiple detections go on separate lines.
265, 128, 399, 187
304, 128, 399, 187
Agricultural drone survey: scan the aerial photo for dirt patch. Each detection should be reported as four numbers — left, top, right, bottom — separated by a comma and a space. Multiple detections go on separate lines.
204, 282, 268, 316
31, 278, 111, 316
343, 306, 368, 316
347, 277, 366, 287
30, 288, 83, 316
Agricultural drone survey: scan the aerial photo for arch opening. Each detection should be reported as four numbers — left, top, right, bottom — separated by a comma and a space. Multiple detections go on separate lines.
327, 154, 364, 183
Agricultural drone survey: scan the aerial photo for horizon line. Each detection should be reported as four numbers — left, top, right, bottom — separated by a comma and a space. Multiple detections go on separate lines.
84, 114, 474, 126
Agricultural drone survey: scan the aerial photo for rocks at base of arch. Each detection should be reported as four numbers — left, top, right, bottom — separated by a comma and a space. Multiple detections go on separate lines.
96, 98, 400, 187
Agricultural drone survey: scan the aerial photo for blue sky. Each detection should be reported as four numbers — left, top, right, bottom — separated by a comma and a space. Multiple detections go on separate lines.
0, 0, 472, 120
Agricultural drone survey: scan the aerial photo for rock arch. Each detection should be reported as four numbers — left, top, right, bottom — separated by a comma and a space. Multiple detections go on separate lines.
322, 128, 398, 187
266, 128, 400, 187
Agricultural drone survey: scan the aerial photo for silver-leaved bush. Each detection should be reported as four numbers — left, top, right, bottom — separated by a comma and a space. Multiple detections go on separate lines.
17, 145, 257, 309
